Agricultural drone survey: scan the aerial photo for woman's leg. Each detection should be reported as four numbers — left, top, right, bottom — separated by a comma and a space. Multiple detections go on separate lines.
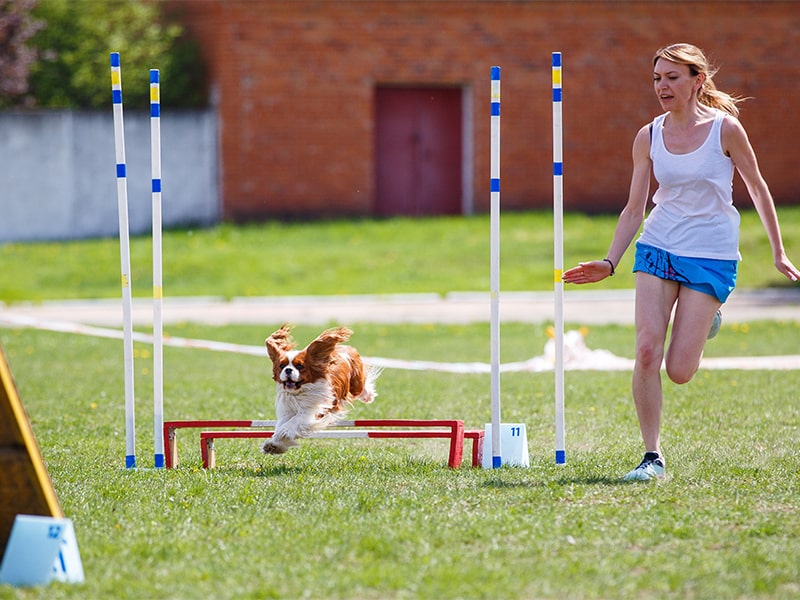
665, 286, 722, 384
633, 273, 679, 454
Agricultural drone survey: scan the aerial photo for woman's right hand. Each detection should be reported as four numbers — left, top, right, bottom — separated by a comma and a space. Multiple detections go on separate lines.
562, 260, 614, 284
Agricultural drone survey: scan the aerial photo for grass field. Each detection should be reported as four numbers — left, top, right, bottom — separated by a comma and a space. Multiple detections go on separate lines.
1, 211, 799, 598
2, 208, 799, 302
1, 322, 799, 599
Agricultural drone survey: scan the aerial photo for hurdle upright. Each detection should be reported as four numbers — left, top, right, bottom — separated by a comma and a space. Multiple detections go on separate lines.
552, 52, 566, 465
489, 66, 502, 469
151, 69, 165, 469
110, 52, 137, 469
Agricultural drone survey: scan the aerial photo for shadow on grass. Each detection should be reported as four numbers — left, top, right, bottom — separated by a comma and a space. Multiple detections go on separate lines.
215, 463, 303, 477
481, 475, 631, 489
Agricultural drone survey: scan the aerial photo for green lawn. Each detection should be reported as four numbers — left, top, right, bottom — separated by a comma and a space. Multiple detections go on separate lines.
1, 211, 799, 599
2, 208, 799, 302
1, 320, 798, 599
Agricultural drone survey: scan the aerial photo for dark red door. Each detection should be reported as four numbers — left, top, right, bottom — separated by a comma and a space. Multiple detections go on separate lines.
375, 87, 463, 216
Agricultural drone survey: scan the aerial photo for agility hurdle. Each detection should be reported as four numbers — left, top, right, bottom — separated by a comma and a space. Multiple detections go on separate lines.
163, 419, 484, 469
110, 52, 167, 469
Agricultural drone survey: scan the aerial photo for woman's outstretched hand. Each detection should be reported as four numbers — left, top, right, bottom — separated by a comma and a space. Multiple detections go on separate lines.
775, 251, 800, 283
562, 260, 614, 284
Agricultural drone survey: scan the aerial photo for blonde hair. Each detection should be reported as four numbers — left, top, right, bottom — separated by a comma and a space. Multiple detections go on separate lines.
653, 43, 745, 117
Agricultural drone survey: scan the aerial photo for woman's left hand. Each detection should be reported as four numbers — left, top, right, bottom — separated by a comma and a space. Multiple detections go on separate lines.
776, 252, 800, 282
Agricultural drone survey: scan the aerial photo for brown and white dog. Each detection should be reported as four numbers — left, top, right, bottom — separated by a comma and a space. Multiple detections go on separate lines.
263, 324, 380, 454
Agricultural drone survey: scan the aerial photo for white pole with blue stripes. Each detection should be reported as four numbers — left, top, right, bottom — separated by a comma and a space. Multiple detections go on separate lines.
110, 52, 137, 469
489, 66, 502, 468
552, 52, 566, 464
150, 69, 165, 469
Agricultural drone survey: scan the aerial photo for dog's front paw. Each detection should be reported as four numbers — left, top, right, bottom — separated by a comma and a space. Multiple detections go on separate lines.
262, 440, 287, 455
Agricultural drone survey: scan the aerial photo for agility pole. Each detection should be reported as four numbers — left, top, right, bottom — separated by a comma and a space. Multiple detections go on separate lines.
110, 52, 137, 469
552, 52, 566, 465
489, 66, 502, 468
150, 69, 165, 469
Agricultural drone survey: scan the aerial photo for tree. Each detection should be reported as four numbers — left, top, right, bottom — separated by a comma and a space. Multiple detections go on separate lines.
0, 0, 42, 108
28, 0, 206, 109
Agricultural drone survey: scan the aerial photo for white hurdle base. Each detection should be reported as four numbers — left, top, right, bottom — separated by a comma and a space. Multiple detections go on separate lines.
0, 515, 84, 587
482, 423, 529, 468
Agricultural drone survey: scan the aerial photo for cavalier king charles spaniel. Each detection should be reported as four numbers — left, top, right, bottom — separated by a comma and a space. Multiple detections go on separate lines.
263, 324, 380, 454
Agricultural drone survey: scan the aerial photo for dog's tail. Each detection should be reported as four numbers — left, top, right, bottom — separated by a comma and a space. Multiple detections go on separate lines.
358, 363, 383, 404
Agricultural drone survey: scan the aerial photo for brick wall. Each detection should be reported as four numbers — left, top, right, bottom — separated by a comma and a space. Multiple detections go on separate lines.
170, 1, 800, 220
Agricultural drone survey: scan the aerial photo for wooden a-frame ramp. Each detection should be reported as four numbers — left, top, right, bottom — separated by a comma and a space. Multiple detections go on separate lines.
0, 343, 62, 561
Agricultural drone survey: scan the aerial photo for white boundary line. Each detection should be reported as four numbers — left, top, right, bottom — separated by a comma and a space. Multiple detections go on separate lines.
1, 314, 798, 373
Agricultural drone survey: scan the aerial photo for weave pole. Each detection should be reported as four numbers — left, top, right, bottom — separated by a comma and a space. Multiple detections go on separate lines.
552, 52, 566, 465
150, 69, 165, 469
489, 66, 502, 468
110, 52, 136, 469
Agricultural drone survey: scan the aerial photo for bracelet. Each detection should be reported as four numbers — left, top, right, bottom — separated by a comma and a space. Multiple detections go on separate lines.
603, 258, 616, 276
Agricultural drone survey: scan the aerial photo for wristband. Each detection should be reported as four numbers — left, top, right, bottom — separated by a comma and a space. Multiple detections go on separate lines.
603, 258, 615, 276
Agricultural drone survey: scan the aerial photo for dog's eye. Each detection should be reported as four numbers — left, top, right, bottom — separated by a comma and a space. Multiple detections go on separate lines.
294, 363, 304, 371
280, 361, 289, 369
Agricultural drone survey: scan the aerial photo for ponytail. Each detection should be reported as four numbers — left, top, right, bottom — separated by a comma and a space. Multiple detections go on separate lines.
697, 77, 744, 117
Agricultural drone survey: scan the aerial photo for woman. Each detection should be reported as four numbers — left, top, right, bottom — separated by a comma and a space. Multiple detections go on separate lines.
562, 43, 799, 481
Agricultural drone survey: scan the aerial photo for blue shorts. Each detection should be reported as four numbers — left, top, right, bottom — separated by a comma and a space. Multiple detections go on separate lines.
633, 242, 738, 303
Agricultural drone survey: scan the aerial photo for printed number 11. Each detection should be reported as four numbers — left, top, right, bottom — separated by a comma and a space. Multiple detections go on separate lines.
511, 427, 520, 437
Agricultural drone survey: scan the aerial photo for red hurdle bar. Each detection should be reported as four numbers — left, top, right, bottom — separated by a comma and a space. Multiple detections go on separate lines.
164, 419, 484, 469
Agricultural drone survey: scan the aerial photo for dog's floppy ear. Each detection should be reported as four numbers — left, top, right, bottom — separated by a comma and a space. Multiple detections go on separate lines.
305, 327, 352, 363
265, 324, 295, 361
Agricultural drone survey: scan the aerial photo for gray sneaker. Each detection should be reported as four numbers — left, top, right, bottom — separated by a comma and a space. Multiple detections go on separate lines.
707, 310, 722, 340
623, 452, 666, 481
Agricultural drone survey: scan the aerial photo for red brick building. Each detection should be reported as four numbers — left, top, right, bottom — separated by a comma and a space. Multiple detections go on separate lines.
169, 1, 800, 221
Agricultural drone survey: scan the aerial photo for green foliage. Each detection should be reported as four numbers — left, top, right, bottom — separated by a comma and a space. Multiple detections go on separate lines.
28, 0, 206, 109
0, 324, 798, 599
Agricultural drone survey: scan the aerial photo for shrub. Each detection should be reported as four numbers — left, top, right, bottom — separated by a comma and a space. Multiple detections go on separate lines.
22, 0, 206, 109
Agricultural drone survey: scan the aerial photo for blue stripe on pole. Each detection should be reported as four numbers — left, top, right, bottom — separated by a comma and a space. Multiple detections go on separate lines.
552, 53, 561, 67
112, 90, 123, 104
491, 178, 500, 192
154, 453, 165, 469
491, 66, 500, 80
110, 52, 120, 67
491, 102, 500, 116
492, 456, 502, 468
150, 70, 159, 84
150, 103, 160, 118
125, 454, 136, 469
555, 450, 566, 464
116, 164, 126, 178
552, 88, 562, 103
152, 178, 162, 193
553, 162, 563, 176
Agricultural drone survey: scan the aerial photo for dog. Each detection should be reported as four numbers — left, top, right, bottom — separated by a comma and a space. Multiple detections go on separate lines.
263, 324, 380, 454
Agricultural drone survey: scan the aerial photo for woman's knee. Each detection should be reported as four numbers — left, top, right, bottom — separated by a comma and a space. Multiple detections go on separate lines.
665, 359, 698, 384
635, 339, 664, 372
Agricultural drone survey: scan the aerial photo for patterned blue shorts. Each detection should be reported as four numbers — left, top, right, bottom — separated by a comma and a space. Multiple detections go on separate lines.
633, 242, 738, 303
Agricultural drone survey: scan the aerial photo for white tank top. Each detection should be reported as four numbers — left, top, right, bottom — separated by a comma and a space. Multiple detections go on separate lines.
638, 110, 740, 260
